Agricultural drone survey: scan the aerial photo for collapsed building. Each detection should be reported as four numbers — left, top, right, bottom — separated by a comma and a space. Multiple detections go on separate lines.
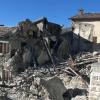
0, 14, 99, 100
0, 17, 89, 100
0, 18, 63, 67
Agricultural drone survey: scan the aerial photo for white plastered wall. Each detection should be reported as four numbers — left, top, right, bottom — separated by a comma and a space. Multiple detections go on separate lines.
73, 21, 100, 43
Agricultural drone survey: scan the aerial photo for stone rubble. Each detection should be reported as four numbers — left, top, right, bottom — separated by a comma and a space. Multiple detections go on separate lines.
0, 65, 89, 100
0, 52, 98, 100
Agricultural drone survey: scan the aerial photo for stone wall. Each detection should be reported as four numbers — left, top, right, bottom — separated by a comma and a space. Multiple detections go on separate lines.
89, 62, 100, 100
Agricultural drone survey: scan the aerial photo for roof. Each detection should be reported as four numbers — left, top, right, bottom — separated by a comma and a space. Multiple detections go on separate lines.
33, 17, 47, 24
33, 17, 61, 27
61, 27, 72, 34
0, 17, 61, 38
0, 26, 17, 37
71, 12, 100, 21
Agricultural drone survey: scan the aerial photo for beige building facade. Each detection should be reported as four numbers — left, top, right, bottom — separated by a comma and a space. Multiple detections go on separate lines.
71, 9, 100, 43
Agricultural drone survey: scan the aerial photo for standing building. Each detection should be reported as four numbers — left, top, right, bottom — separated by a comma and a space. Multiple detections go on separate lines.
71, 9, 100, 51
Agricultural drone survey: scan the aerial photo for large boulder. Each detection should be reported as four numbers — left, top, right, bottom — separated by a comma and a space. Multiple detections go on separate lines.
37, 49, 50, 65
40, 77, 66, 100
22, 47, 32, 67
57, 39, 69, 59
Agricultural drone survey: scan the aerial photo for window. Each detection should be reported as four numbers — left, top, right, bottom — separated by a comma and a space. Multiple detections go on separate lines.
0, 43, 2, 53
93, 36, 97, 43
0, 41, 9, 55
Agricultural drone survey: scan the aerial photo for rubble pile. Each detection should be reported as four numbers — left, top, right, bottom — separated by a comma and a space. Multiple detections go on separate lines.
0, 18, 99, 100
0, 68, 49, 100
0, 55, 95, 100
0, 43, 99, 100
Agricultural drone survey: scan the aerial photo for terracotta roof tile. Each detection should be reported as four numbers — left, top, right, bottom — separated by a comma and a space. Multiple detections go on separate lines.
0, 26, 17, 37
71, 13, 100, 20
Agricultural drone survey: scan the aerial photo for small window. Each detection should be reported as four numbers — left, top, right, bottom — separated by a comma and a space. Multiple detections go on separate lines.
4, 43, 6, 54
93, 36, 97, 43
0, 43, 2, 53
0, 42, 9, 55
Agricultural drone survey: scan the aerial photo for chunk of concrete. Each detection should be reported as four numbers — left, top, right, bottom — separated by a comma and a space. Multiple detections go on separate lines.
40, 77, 66, 100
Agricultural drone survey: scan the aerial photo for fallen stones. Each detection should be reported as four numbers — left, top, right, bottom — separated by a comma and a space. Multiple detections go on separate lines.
40, 77, 66, 100
71, 96, 87, 100
59, 73, 72, 88
0, 57, 91, 100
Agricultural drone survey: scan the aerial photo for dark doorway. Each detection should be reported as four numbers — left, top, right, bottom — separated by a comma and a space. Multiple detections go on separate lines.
21, 42, 27, 48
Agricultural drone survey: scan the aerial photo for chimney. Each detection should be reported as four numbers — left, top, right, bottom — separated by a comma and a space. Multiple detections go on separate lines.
78, 9, 84, 15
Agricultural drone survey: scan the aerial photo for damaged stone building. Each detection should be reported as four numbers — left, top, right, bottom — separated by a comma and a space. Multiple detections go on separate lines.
0, 18, 66, 67
0, 26, 16, 56
0, 13, 99, 100
1, 10, 100, 66
71, 9, 100, 51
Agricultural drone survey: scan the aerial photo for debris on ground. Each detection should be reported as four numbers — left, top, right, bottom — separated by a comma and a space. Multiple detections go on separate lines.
0, 51, 98, 100
0, 18, 99, 100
